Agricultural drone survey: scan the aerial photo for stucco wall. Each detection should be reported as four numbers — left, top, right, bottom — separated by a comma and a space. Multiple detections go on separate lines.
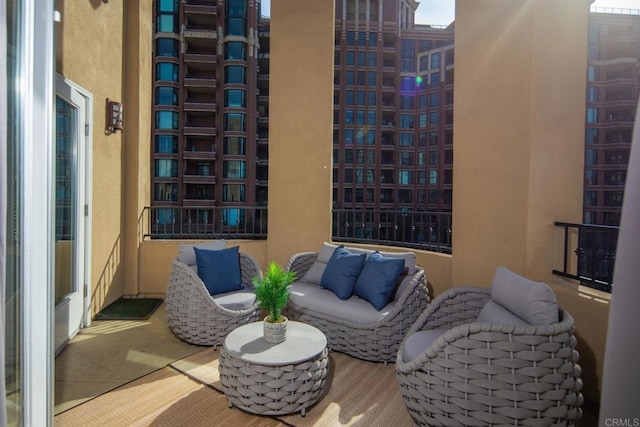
452, 0, 606, 402
55, 0, 152, 314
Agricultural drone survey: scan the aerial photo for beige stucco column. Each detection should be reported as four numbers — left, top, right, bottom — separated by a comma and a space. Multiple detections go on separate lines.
122, 1, 152, 295
267, 0, 335, 266
452, 0, 589, 286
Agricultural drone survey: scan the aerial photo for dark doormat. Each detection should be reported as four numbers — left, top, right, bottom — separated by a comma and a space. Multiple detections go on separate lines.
95, 298, 163, 320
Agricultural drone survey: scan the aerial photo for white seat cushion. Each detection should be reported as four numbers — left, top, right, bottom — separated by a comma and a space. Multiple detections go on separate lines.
212, 286, 256, 310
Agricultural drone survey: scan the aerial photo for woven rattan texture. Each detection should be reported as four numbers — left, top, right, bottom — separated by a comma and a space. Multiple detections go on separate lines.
165, 253, 262, 346
285, 252, 430, 363
219, 346, 329, 416
396, 286, 584, 426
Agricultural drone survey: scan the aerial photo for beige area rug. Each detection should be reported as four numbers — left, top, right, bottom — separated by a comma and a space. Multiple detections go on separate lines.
55, 348, 413, 426
171, 348, 414, 427
55, 366, 285, 427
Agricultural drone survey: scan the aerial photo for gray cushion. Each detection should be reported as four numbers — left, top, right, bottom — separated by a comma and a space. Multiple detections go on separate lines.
178, 240, 226, 266
476, 300, 529, 326
302, 242, 337, 284
289, 281, 395, 324
402, 329, 448, 362
212, 286, 256, 310
301, 242, 418, 284
491, 267, 559, 325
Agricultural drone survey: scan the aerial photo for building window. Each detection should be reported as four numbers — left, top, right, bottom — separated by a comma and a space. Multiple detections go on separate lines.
358, 31, 367, 46
586, 149, 597, 165
192, 161, 209, 176
156, 38, 179, 57
367, 130, 375, 145
357, 51, 366, 66
419, 94, 427, 109
368, 91, 376, 106
346, 51, 355, 65
428, 189, 437, 204
399, 189, 413, 203
154, 183, 178, 201
429, 111, 439, 127
586, 128, 598, 144
223, 184, 246, 202
419, 113, 427, 128
399, 133, 414, 147
400, 152, 413, 166
156, 62, 178, 82
225, 65, 247, 84
155, 159, 178, 177
398, 170, 413, 185
224, 89, 247, 108
224, 113, 246, 131
346, 71, 355, 85
155, 111, 178, 129
155, 87, 178, 106
226, 17, 247, 36
430, 92, 440, 108
368, 52, 377, 67
156, 12, 178, 33
347, 31, 356, 46
155, 135, 178, 153
418, 170, 426, 184
224, 137, 246, 155
419, 55, 429, 72
418, 151, 426, 165
223, 160, 246, 178
357, 71, 366, 85
429, 150, 439, 165
429, 131, 439, 146
430, 72, 440, 86
604, 191, 624, 207
345, 110, 354, 125
399, 114, 414, 129
401, 77, 415, 92
357, 90, 366, 105
225, 42, 247, 60
587, 107, 598, 123
345, 169, 353, 183
431, 52, 440, 69
429, 170, 438, 184
345, 129, 354, 144
367, 111, 375, 125
346, 90, 354, 105
400, 95, 415, 110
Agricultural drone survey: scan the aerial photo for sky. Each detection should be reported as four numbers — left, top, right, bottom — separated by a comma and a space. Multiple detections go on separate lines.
261, 0, 640, 25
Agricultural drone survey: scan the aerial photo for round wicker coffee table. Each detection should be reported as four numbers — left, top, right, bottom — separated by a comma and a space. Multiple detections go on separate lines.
219, 321, 328, 416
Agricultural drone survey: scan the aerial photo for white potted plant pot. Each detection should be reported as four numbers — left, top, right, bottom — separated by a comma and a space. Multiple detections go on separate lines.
263, 315, 288, 343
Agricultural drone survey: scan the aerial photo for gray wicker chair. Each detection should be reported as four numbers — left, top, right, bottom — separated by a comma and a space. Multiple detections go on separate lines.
165, 252, 262, 346
286, 251, 429, 363
396, 286, 584, 426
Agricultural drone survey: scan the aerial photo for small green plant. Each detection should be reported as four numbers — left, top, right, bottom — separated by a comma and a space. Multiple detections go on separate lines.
252, 262, 297, 323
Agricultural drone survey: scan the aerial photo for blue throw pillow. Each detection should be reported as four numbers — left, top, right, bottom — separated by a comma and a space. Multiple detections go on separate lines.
320, 246, 366, 300
194, 246, 243, 296
353, 252, 405, 310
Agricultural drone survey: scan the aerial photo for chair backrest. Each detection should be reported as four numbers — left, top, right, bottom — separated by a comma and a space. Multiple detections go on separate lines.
476, 267, 559, 326
176, 240, 226, 266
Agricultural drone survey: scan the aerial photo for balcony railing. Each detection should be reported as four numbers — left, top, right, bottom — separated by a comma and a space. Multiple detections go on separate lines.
332, 209, 452, 254
553, 221, 618, 293
143, 206, 267, 240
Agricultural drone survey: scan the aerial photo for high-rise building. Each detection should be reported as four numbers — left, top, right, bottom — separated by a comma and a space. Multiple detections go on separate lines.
151, 1, 639, 234
584, 10, 640, 226
151, 0, 269, 235
332, 0, 454, 214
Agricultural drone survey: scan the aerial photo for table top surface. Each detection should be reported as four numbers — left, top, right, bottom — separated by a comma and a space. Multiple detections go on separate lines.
223, 321, 327, 366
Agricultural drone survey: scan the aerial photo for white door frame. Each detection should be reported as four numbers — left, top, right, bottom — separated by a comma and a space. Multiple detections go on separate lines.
54, 74, 93, 350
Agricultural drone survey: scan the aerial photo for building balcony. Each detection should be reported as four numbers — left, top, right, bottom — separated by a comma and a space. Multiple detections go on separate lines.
184, 53, 217, 64
183, 125, 217, 136
183, 174, 217, 184
183, 2, 217, 15
183, 101, 217, 112
182, 198, 217, 207
182, 150, 216, 160
183, 29, 217, 39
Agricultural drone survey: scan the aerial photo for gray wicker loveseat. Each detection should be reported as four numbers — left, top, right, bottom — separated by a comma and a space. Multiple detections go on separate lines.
396, 267, 583, 426
286, 242, 429, 363
166, 241, 262, 347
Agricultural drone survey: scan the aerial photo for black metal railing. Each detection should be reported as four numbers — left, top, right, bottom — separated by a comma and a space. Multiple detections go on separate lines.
553, 221, 618, 293
143, 206, 268, 240
332, 209, 452, 254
